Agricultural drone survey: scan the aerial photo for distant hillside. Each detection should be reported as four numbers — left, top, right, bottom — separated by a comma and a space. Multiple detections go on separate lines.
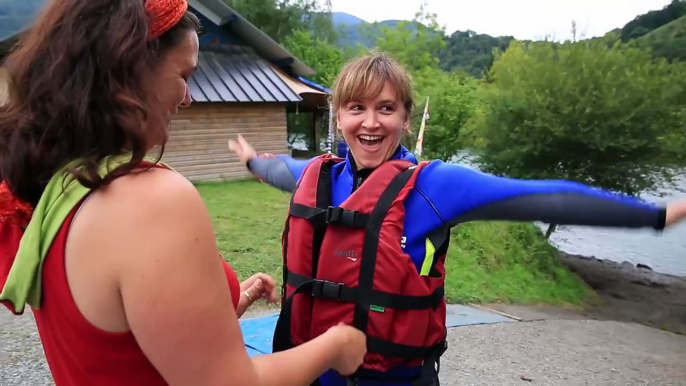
332, 12, 418, 47
619, 0, 686, 42
333, 1, 686, 78
332, 12, 364, 26
633, 14, 686, 62
591, 3, 686, 63
331, 12, 512, 77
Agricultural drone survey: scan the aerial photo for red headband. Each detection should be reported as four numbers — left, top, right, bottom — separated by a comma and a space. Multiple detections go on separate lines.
146, 0, 188, 40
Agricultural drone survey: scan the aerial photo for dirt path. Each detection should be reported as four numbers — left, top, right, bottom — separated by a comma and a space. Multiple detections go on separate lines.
2, 252, 686, 385
2, 308, 685, 385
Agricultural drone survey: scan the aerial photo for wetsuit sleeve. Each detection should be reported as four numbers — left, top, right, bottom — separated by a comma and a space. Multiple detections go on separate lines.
416, 161, 667, 230
246, 154, 316, 193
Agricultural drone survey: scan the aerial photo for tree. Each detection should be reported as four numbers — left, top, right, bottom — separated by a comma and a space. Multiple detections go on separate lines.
411, 67, 481, 162
223, 0, 337, 44
282, 30, 352, 87
354, 1, 482, 160
471, 40, 686, 197
363, 1, 446, 72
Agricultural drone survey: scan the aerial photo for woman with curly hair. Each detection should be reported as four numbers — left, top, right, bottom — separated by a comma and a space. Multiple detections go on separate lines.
0, 1, 366, 385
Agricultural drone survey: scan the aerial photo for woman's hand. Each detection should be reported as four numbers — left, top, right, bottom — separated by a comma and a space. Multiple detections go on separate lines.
666, 199, 686, 227
228, 134, 257, 165
236, 272, 279, 318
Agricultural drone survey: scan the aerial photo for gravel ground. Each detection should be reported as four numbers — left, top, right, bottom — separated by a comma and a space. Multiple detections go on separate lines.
2, 309, 685, 385
441, 319, 686, 386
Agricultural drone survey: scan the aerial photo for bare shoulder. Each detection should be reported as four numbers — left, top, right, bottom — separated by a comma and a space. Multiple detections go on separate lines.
100, 166, 203, 215
69, 166, 215, 271
67, 166, 254, 383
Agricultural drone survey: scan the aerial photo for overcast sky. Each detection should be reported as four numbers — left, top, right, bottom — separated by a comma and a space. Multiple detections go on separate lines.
329, 0, 672, 41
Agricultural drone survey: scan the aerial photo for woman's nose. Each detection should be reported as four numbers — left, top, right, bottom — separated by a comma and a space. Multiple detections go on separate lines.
179, 85, 192, 107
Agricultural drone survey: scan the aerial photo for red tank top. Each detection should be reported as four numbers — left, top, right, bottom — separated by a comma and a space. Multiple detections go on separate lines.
31, 198, 241, 385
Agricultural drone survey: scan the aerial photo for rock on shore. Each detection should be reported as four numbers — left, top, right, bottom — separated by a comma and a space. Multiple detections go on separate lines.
559, 252, 686, 335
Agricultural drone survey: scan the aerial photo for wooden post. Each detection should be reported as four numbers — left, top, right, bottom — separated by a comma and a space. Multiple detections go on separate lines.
313, 112, 322, 153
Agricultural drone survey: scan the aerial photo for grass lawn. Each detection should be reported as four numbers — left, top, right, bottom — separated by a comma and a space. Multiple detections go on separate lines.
196, 179, 596, 307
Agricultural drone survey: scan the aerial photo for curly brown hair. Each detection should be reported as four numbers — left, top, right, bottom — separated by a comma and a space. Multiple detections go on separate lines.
0, 0, 200, 206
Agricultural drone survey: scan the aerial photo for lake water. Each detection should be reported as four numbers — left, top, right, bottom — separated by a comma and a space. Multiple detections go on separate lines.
541, 175, 686, 277
450, 152, 686, 277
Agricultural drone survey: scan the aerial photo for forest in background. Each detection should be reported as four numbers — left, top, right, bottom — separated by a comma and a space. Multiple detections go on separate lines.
227, 0, 686, 198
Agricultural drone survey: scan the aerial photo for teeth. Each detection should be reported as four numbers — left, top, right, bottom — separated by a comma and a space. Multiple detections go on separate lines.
359, 135, 383, 141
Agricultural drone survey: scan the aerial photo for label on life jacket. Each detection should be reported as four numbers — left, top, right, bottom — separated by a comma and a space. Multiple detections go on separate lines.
272, 154, 448, 382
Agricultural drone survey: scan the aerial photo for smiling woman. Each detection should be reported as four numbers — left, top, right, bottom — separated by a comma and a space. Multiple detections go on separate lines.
229, 50, 686, 386
332, 53, 414, 169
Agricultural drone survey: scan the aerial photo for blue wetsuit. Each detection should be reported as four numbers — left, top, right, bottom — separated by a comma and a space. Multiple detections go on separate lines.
247, 145, 666, 386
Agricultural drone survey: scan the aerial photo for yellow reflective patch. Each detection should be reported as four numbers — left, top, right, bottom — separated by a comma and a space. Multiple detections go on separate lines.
420, 237, 435, 276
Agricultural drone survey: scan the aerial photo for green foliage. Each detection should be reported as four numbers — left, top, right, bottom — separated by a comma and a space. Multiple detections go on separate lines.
470, 40, 686, 195
437, 30, 517, 78
224, 0, 337, 44
632, 15, 686, 62
445, 221, 594, 305
363, 1, 446, 72
412, 67, 481, 161
282, 30, 354, 87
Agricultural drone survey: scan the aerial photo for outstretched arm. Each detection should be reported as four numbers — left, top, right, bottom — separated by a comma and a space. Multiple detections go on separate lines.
416, 161, 682, 230
228, 135, 314, 193
247, 154, 315, 193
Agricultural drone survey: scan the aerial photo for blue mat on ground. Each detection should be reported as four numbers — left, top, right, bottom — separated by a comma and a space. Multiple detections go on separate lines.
240, 305, 515, 356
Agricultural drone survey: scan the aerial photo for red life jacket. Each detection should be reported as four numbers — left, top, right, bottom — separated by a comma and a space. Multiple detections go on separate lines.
272, 154, 448, 385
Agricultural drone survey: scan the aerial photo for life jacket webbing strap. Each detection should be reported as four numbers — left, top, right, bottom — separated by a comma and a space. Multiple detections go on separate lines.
289, 203, 369, 229
274, 159, 337, 357
286, 270, 444, 310
346, 338, 448, 385
352, 166, 417, 334
274, 277, 446, 360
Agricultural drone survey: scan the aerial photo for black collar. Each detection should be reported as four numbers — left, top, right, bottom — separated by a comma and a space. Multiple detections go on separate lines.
348, 145, 402, 191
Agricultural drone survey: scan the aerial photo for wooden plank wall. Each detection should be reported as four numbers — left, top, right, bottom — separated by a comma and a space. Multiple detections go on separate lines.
157, 103, 290, 182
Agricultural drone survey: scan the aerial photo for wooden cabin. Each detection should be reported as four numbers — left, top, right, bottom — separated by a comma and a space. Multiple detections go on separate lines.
162, 1, 332, 181
0, 0, 331, 182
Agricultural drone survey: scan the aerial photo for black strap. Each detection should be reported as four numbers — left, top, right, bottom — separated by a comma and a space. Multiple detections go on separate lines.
276, 163, 444, 386
366, 337, 446, 360
289, 204, 369, 229
353, 167, 418, 334
346, 339, 448, 385
287, 271, 444, 310
273, 279, 316, 353
286, 271, 357, 302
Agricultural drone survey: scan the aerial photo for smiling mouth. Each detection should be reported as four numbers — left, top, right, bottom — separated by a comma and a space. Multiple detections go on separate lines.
357, 134, 385, 150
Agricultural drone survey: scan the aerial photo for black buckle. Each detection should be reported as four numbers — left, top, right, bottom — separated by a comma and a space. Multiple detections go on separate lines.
325, 206, 344, 224
312, 280, 343, 301
326, 206, 361, 227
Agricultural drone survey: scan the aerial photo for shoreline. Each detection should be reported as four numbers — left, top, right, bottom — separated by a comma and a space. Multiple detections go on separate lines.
557, 251, 686, 335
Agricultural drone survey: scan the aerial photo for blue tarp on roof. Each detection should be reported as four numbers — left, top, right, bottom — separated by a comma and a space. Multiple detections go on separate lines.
297, 76, 333, 94
0, 0, 46, 42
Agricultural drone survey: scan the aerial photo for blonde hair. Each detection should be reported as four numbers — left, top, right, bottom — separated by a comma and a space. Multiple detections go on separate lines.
330, 51, 414, 119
